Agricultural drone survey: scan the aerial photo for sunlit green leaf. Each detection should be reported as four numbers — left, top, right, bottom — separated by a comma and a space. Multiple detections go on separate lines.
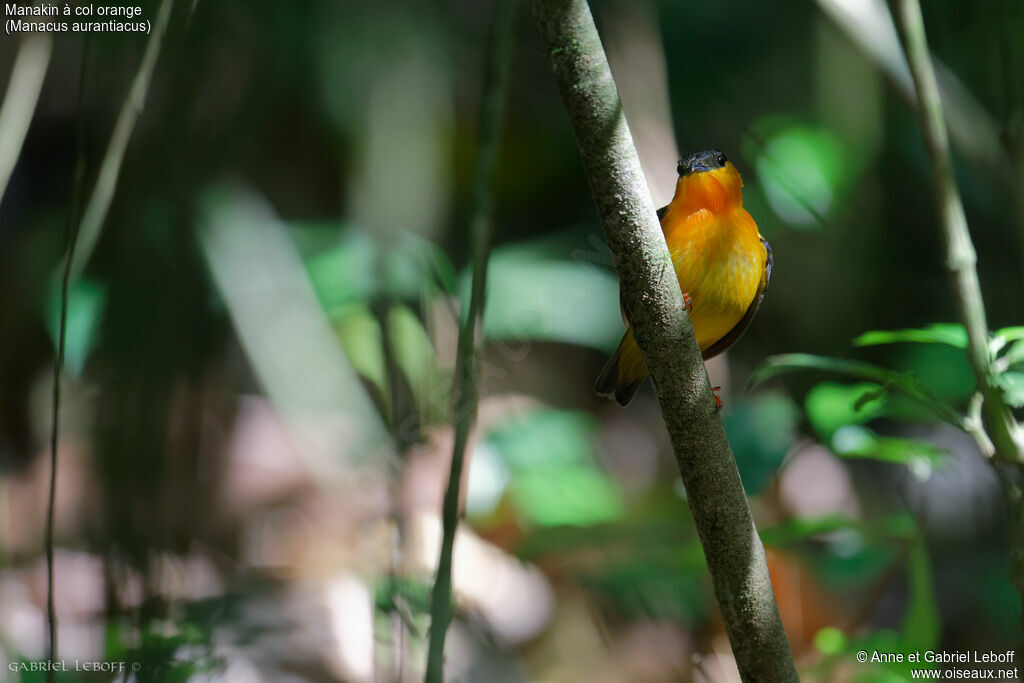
750, 353, 963, 428
761, 513, 917, 548
831, 425, 945, 472
760, 514, 858, 547
805, 382, 885, 439
853, 323, 967, 349
386, 231, 457, 298
47, 276, 106, 378
488, 409, 599, 470
995, 371, 1024, 408
993, 326, 1024, 352
754, 122, 845, 228
374, 577, 432, 615
814, 626, 846, 656
387, 304, 446, 423
489, 409, 623, 527
305, 228, 456, 312
511, 466, 623, 527
893, 343, 975, 406
1002, 341, 1024, 369
483, 243, 622, 350
333, 303, 387, 398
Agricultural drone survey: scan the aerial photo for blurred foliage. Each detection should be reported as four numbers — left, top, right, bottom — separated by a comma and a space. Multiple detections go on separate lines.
723, 392, 799, 494
2, 0, 1024, 679
488, 409, 624, 527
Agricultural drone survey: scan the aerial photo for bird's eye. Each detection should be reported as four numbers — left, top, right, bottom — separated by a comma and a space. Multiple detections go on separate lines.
717, 153, 727, 166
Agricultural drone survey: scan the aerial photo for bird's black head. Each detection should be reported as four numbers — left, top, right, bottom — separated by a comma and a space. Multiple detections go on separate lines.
677, 148, 728, 177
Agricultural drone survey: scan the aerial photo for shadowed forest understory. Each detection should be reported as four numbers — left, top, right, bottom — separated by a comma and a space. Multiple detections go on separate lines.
1, 0, 1024, 681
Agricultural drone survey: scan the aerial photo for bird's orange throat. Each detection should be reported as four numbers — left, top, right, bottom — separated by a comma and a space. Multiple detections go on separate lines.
671, 163, 744, 215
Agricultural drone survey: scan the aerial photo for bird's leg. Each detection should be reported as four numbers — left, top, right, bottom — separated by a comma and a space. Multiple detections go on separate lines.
682, 292, 693, 312
712, 386, 723, 410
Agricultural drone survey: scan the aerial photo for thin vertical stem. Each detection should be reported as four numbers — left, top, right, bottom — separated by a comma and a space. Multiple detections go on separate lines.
46, 37, 91, 683
890, 0, 1024, 654
424, 1, 517, 680
890, 0, 1023, 464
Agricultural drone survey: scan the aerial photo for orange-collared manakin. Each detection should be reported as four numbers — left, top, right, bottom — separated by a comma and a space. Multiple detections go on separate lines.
595, 149, 772, 406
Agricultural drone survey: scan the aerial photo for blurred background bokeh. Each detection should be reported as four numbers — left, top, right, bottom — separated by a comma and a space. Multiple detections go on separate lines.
1, 0, 1023, 680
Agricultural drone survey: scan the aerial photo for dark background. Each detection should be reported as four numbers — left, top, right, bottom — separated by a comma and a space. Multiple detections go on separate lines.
0, 0, 1022, 680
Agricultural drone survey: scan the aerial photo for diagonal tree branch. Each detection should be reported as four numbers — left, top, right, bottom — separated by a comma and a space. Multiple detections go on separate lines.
529, 1, 797, 681
424, 0, 517, 680
889, 0, 1024, 465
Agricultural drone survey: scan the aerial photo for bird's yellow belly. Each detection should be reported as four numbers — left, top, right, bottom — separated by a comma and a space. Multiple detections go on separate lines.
669, 215, 762, 352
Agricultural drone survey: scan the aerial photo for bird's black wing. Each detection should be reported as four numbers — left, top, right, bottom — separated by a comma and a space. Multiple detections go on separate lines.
701, 237, 772, 360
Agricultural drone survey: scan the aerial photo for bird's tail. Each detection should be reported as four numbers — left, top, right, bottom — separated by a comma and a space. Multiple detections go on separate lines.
595, 328, 648, 406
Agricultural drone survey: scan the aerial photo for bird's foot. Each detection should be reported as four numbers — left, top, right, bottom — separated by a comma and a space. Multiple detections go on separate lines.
682, 292, 693, 312
712, 386, 723, 410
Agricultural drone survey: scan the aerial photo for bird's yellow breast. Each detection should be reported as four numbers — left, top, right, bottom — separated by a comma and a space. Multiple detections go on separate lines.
661, 196, 765, 352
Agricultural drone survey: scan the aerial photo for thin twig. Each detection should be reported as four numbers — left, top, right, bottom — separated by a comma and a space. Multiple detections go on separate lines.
424, 1, 517, 680
890, 0, 1024, 656
890, 0, 1023, 465
529, 1, 797, 681
46, 1, 174, 669
45, 36, 91, 683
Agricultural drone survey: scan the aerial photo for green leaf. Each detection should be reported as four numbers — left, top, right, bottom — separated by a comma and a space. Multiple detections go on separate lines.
489, 409, 623, 527
760, 514, 859, 547
1001, 341, 1024, 369
814, 626, 846, 656
374, 577, 432, 614
993, 326, 1024, 351
510, 465, 624, 527
46, 277, 106, 378
831, 425, 946, 472
387, 304, 446, 423
995, 371, 1024, 408
306, 230, 379, 312
894, 343, 976, 405
489, 409, 600, 471
804, 382, 886, 439
753, 122, 846, 228
483, 242, 623, 350
333, 303, 387, 397
304, 228, 456, 312
749, 353, 963, 428
760, 513, 917, 548
853, 323, 967, 349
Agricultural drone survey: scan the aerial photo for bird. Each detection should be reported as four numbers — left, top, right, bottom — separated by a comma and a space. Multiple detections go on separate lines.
595, 148, 772, 407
